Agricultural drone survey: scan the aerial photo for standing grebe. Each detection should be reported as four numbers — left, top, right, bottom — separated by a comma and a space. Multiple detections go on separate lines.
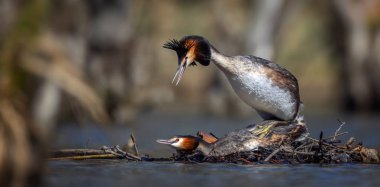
164, 35, 301, 121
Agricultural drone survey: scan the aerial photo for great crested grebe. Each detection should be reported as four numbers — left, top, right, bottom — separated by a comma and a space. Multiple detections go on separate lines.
157, 120, 307, 156
164, 35, 301, 121
157, 120, 307, 157
156, 135, 211, 155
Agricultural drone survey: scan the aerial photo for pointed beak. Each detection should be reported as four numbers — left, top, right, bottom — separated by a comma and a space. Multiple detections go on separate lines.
156, 139, 176, 145
172, 59, 188, 86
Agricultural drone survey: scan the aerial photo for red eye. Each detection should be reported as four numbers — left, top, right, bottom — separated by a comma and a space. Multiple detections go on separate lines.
176, 138, 179, 142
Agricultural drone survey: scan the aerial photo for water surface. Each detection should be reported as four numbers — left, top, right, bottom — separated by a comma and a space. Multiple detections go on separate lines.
46, 160, 380, 187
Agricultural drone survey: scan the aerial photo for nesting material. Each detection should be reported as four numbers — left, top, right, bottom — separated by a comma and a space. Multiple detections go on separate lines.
173, 121, 379, 164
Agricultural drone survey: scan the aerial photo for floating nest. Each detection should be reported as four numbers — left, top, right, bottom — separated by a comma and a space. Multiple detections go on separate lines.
172, 133, 379, 164
148, 120, 378, 164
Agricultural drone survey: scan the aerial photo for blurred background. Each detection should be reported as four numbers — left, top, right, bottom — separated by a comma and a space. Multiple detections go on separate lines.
1, 0, 380, 186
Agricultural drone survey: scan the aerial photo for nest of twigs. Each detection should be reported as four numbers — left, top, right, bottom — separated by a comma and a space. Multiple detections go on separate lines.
170, 121, 379, 164
171, 135, 379, 164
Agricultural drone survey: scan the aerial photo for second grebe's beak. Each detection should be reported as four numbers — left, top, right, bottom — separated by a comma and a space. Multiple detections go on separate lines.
172, 57, 192, 86
156, 138, 177, 145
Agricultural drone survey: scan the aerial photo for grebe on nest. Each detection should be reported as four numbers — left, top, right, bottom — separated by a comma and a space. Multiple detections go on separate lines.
157, 120, 307, 157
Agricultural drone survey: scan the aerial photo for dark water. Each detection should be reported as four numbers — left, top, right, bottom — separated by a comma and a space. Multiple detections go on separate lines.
47, 160, 380, 187
47, 113, 380, 187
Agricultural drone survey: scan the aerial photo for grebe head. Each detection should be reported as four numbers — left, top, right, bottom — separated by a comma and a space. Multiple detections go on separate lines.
163, 35, 211, 85
156, 135, 200, 152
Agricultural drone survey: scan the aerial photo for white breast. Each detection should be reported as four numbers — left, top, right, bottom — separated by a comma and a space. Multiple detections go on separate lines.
226, 67, 296, 120
210, 50, 297, 120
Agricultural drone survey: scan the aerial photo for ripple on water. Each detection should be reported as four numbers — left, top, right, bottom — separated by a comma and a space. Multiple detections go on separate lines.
46, 161, 380, 187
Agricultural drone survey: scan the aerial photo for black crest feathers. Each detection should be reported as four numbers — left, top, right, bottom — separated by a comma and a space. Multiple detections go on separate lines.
163, 35, 211, 66
163, 39, 187, 53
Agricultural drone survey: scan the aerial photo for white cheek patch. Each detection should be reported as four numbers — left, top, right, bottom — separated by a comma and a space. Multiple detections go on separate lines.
170, 139, 182, 148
